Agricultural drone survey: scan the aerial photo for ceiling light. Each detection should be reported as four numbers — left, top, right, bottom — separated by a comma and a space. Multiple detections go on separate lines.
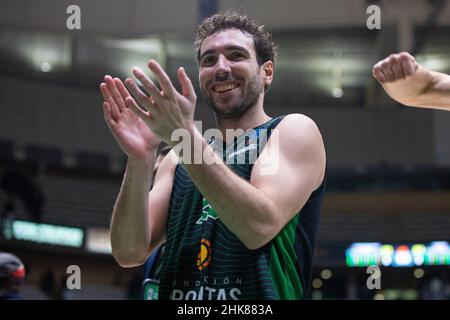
40, 62, 52, 72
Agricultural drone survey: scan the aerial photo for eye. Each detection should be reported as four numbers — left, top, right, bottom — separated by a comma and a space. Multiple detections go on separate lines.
201, 55, 216, 66
230, 52, 245, 60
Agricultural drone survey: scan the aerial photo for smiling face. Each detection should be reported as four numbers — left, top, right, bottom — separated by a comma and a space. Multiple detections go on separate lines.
198, 29, 272, 119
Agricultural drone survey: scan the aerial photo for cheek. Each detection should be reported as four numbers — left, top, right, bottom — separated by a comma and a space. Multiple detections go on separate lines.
199, 69, 212, 91
235, 64, 258, 81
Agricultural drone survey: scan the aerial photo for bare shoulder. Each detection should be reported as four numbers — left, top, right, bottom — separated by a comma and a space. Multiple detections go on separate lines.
255, 114, 325, 189
254, 114, 325, 188
277, 113, 326, 175
275, 113, 323, 146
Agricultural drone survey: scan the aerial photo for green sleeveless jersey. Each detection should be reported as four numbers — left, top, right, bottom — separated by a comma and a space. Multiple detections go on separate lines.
158, 116, 325, 300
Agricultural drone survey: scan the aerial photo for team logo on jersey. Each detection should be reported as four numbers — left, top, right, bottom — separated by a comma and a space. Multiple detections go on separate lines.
196, 239, 212, 271
196, 198, 218, 225
227, 143, 257, 159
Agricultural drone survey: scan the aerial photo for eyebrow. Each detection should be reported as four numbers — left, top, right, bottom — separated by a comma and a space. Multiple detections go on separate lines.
199, 45, 250, 62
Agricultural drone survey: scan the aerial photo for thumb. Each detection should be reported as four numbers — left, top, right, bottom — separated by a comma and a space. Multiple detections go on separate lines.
178, 67, 196, 102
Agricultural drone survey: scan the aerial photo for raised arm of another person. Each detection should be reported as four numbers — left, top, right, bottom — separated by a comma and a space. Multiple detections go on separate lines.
372, 52, 450, 110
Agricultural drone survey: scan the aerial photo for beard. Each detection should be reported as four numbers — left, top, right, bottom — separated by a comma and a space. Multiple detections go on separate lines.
202, 75, 263, 120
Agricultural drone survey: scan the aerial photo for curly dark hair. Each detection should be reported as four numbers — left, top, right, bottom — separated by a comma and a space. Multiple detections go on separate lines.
195, 10, 277, 67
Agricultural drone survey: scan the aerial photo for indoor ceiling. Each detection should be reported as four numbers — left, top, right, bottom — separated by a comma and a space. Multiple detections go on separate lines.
0, 0, 449, 108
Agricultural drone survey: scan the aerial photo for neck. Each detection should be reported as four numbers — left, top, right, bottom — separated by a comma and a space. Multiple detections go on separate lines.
214, 96, 271, 143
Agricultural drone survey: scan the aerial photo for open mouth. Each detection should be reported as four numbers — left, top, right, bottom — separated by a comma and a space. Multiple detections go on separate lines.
212, 82, 240, 94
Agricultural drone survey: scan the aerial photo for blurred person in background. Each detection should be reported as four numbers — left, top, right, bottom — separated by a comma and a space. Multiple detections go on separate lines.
373, 52, 450, 111
0, 252, 26, 300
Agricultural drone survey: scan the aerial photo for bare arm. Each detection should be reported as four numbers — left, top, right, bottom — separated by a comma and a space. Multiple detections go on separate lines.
110, 152, 176, 268
182, 114, 326, 249
100, 76, 174, 267
372, 52, 450, 110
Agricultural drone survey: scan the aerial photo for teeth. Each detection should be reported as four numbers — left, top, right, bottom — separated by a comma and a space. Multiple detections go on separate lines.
214, 83, 238, 93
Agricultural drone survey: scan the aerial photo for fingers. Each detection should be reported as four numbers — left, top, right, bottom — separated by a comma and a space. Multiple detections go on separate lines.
132, 67, 161, 101
102, 101, 118, 129
373, 52, 418, 83
372, 66, 386, 83
101, 61, 189, 121
383, 64, 396, 82
99, 82, 110, 101
104, 75, 126, 111
399, 53, 417, 77
114, 77, 131, 101
390, 57, 405, 81
125, 96, 151, 122
102, 101, 111, 127
148, 60, 175, 98
114, 77, 151, 118
124, 77, 154, 111
178, 67, 196, 102
100, 83, 121, 120
100, 75, 153, 128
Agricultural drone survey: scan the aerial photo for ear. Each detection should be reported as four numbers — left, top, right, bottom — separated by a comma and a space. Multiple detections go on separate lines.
261, 61, 274, 87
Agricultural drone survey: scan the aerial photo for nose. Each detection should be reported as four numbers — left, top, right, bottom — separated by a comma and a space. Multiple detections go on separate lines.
214, 54, 231, 81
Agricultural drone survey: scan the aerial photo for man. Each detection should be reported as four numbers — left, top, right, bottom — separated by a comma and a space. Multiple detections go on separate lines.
100, 11, 326, 300
0, 252, 26, 300
372, 52, 450, 110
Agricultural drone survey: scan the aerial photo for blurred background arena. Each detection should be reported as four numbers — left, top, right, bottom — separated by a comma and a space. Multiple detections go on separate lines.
0, 0, 449, 300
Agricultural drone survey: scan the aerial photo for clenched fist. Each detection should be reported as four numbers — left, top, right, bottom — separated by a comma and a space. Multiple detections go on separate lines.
372, 52, 419, 83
